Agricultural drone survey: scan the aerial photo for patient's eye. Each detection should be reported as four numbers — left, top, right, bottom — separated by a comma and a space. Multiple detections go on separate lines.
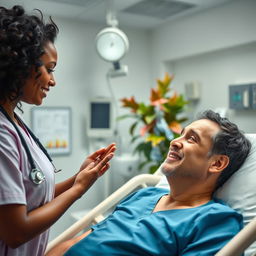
187, 135, 197, 143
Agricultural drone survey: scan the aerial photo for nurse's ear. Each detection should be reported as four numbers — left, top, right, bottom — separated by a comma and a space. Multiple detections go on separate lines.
209, 155, 229, 173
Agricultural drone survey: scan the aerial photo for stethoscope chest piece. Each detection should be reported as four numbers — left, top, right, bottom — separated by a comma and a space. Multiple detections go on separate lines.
30, 168, 45, 185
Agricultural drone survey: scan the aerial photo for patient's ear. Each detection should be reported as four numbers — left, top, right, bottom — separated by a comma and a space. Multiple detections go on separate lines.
209, 155, 230, 173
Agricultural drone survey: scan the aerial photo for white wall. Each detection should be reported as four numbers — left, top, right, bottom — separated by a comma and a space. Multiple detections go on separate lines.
151, 0, 256, 132
21, 18, 152, 240
168, 42, 256, 132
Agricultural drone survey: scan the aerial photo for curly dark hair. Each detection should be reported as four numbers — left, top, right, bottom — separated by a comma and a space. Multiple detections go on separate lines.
197, 110, 251, 191
0, 5, 59, 107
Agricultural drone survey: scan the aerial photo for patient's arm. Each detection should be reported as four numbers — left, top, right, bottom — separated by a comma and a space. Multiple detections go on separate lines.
45, 229, 92, 256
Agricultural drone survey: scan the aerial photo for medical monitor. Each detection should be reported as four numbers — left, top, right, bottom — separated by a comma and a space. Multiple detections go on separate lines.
87, 98, 113, 138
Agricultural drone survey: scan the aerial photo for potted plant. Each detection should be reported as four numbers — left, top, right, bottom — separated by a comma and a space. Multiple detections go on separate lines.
119, 73, 188, 173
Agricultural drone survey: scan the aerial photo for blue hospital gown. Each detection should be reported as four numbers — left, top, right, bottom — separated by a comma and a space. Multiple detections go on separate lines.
65, 187, 243, 256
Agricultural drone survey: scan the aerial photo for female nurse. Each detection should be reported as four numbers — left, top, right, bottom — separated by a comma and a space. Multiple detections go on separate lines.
0, 5, 116, 256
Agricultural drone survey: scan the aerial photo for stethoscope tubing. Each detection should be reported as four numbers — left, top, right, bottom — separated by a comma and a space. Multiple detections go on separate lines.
0, 105, 60, 184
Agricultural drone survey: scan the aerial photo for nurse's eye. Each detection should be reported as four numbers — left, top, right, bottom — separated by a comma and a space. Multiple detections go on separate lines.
47, 68, 55, 74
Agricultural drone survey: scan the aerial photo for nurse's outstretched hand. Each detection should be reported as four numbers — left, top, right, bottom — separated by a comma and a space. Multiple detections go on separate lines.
73, 143, 116, 197
79, 143, 116, 172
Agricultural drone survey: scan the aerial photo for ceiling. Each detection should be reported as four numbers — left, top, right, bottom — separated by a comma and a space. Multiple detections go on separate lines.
1, 0, 237, 30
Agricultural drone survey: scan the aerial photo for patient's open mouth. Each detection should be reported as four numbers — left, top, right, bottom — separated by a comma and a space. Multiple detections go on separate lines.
168, 151, 182, 160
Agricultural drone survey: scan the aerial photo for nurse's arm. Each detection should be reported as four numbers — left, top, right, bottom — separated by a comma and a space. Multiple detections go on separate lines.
0, 153, 112, 248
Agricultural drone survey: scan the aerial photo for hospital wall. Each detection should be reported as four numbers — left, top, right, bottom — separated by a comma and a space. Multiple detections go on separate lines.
150, 0, 256, 132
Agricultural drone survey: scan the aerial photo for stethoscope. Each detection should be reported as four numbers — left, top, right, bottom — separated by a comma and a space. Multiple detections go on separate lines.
0, 105, 61, 185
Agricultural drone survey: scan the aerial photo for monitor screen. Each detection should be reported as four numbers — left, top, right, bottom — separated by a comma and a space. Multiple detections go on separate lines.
87, 98, 113, 138
90, 102, 110, 129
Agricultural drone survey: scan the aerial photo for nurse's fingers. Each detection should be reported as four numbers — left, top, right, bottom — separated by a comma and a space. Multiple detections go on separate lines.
91, 152, 114, 177
88, 143, 116, 162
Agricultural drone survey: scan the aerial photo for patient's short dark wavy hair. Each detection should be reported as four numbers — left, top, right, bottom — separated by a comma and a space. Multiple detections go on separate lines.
197, 110, 251, 191
0, 5, 58, 105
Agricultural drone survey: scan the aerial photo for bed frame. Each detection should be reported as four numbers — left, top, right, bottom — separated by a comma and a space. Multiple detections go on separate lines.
45, 171, 256, 255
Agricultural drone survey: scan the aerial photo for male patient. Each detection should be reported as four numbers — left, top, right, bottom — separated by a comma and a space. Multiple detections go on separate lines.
47, 110, 251, 256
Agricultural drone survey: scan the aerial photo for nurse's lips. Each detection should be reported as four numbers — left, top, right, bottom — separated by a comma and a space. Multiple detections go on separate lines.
41, 87, 49, 96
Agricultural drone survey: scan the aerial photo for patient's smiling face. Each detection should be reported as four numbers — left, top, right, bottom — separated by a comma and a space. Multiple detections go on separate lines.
161, 119, 221, 181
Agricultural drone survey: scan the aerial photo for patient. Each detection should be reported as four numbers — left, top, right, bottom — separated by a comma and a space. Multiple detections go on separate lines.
47, 110, 251, 256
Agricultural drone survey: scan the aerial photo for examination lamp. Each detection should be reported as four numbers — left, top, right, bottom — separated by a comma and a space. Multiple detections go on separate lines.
95, 26, 129, 77
95, 26, 129, 63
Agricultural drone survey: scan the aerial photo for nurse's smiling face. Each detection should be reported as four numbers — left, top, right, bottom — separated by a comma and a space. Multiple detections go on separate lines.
21, 41, 58, 106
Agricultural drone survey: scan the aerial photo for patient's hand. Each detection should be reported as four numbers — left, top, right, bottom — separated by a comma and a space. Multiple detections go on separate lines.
45, 229, 92, 256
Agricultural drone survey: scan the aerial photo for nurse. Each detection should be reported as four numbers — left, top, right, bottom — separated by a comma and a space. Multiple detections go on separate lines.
0, 5, 115, 256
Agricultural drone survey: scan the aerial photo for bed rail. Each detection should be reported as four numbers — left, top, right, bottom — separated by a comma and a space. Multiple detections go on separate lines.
45, 173, 161, 254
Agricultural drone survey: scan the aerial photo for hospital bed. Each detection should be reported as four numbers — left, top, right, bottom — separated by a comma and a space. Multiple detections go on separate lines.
45, 134, 256, 256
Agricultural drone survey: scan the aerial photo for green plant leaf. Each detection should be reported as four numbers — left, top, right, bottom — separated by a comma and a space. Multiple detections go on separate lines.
116, 114, 138, 121
157, 81, 170, 97
145, 114, 156, 124
161, 104, 170, 113
130, 135, 141, 143
133, 141, 152, 160
156, 73, 173, 96
137, 103, 154, 116
129, 121, 139, 136
177, 117, 188, 123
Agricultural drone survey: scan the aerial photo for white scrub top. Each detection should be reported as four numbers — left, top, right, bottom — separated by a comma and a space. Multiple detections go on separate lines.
0, 112, 55, 256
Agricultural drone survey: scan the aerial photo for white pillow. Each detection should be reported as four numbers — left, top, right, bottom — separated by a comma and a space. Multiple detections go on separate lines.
155, 134, 256, 256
